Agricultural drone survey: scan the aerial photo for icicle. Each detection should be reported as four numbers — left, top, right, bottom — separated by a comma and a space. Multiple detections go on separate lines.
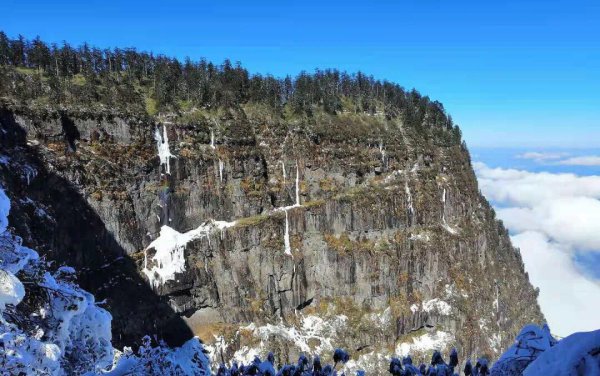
379, 142, 386, 166
295, 161, 300, 206
441, 188, 446, 222
210, 130, 216, 149
281, 161, 286, 185
284, 209, 292, 256
405, 181, 414, 219
441, 187, 457, 234
219, 159, 224, 182
154, 125, 174, 175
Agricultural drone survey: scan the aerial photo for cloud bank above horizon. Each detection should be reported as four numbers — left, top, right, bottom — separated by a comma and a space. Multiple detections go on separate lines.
516, 151, 600, 167
475, 162, 600, 337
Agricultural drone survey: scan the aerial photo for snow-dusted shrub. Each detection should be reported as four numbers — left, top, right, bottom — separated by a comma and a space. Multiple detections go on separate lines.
1, 186, 215, 375
0, 187, 114, 375
523, 329, 600, 376
490, 324, 556, 376
102, 335, 211, 376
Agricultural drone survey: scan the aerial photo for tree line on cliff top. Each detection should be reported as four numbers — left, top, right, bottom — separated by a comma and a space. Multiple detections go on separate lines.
0, 32, 461, 141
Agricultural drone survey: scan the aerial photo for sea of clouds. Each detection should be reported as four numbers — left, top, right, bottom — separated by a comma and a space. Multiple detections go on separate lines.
474, 152, 600, 338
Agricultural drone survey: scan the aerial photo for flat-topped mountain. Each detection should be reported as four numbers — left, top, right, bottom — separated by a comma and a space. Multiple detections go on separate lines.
0, 33, 544, 373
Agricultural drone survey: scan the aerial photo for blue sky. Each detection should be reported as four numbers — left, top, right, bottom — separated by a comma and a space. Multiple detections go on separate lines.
2, 0, 599, 148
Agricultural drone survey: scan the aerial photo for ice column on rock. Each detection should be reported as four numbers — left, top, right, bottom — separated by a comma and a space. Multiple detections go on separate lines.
405, 180, 414, 224
281, 161, 286, 185
284, 210, 292, 256
210, 130, 216, 149
295, 161, 300, 206
143, 220, 236, 288
441, 187, 457, 234
219, 159, 224, 182
404, 181, 415, 216
274, 161, 301, 256
155, 125, 174, 175
379, 142, 386, 167
0, 187, 9, 234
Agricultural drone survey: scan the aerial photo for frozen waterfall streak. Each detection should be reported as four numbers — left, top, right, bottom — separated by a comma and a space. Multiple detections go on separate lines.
219, 160, 224, 182
209, 130, 224, 182
284, 210, 292, 256
143, 220, 237, 288
155, 124, 175, 225
275, 161, 302, 257
441, 187, 457, 234
281, 161, 286, 185
405, 180, 414, 225
155, 125, 174, 175
379, 142, 386, 167
295, 161, 300, 207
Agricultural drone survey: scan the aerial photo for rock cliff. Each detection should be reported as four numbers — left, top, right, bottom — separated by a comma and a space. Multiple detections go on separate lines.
0, 100, 544, 372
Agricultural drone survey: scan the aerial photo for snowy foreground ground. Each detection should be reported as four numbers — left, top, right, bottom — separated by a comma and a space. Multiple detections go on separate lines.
1, 187, 599, 375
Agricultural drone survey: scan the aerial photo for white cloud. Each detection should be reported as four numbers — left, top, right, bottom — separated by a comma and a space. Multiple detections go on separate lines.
516, 151, 569, 162
555, 156, 600, 166
496, 197, 600, 250
511, 231, 600, 337
475, 162, 600, 208
475, 163, 600, 336
514, 152, 600, 166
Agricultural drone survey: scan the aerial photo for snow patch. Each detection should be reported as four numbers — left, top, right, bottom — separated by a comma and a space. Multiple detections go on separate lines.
396, 331, 453, 356
244, 315, 348, 355
0, 269, 25, 310
342, 351, 389, 376
383, 170, 403, 184
369, 307, 392, 327
409, 232, 430, 242
143, 220, 236, 288
422, 298, 452, 315
218, 315, 348, 367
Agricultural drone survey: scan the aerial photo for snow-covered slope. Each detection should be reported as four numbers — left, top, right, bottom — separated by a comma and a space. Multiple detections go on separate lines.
0, 186, 211, 375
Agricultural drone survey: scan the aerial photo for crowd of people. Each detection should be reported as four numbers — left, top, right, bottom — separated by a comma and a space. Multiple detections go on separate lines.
214, 348, 491, 376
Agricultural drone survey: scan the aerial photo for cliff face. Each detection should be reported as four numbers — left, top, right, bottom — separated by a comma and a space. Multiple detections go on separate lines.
0, 102, 543, 372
